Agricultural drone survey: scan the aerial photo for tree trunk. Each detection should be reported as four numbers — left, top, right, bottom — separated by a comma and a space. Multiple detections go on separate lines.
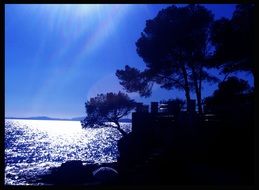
198, 76, 203, 114
189, 61, 203, 115
196, 85, 203, 114
114, 121, 127, 137
191, 67, 203, 115
181, 65, 191, 113
194, 81, 202, 114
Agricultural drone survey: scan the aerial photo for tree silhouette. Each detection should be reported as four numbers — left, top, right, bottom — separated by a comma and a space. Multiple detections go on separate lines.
116, 65, 152, 97
81, 92, 136, 137
210, 4, 255, 77
204, 76, 252, 113
213, 76, 251, 96
116, 4, 218, 114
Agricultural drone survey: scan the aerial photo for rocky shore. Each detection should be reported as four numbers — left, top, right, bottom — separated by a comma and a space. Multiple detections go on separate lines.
35, 160, 119, 186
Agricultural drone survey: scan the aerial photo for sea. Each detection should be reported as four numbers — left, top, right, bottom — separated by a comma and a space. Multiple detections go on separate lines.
4, 119, 131, 185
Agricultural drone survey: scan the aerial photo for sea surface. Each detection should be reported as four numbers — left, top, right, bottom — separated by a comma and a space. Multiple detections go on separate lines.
5, 119, 131, 185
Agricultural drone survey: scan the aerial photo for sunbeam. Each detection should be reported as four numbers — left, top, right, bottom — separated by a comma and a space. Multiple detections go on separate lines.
25, 5, 131, 113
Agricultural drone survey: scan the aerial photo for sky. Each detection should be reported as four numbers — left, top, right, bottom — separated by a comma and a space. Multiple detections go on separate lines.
5, 4, 253, 118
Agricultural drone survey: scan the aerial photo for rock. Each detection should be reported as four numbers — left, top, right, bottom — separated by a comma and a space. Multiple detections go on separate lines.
60, 160, 83, 170
92, 167, 119, 182
39, 160, 100, 185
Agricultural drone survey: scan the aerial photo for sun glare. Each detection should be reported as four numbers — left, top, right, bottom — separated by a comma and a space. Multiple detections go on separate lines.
21, 4, 131, 114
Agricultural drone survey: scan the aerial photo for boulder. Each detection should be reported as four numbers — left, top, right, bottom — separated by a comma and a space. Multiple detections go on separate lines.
92, 167, 119, 182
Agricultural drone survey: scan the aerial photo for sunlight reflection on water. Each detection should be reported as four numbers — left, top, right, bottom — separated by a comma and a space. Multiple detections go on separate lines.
5, 119, 131, 185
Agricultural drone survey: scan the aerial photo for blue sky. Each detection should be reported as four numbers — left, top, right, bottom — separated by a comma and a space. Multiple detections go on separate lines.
5, 4, 253, 118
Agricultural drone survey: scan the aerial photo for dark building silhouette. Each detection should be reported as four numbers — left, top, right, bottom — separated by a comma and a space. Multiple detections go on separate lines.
151, 102, 158, 114
118, 101, 198, 175
117, 98, 254, 185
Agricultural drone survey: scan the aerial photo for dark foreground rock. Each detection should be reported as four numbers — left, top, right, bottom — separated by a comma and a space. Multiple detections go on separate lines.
37, 160, 118, 185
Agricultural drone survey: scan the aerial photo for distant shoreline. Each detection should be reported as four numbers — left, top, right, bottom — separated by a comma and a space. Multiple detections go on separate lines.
5, 117, 77, 121
5, 117, 132, 122
5, 118, 74, 121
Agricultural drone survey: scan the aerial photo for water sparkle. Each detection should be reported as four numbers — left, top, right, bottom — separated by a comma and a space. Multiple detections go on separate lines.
5, 119, 131, 185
